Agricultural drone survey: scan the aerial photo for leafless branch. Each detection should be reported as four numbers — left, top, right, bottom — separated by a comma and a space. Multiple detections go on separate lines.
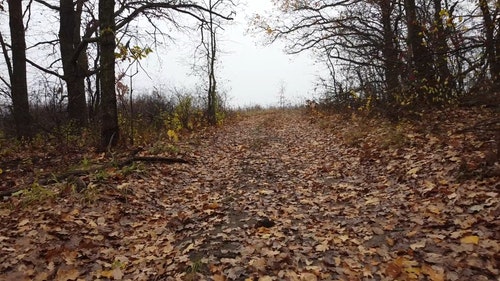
25, 58, 64, 79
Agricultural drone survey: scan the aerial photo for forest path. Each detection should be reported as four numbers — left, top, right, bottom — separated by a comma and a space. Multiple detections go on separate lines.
0, 108, 498, 281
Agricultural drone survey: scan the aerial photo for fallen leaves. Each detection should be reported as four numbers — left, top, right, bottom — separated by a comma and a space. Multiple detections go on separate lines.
460, 235, 479, 245
55, 265, 80, 281
0, 108, 498, 280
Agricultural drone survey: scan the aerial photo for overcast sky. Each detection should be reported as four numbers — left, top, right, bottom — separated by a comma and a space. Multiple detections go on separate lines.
0, 0, 326, 109
134, 0, 325, 108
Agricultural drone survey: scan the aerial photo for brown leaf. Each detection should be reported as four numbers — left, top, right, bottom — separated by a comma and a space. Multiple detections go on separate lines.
385, 258, 403, 278
250, 257, 267, 272
212, 274, 226, 281
112, 268, 124, 280
422, 264, 444, 281
55, 266, 80, 281
300, 272, 317, 281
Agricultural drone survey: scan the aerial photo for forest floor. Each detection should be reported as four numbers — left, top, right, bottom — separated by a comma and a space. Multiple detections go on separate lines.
0, 107, 499, 281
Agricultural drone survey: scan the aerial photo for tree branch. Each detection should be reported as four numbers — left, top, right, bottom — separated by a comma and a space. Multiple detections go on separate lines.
25, 58, 64, 79
0, 31, 13, 81
33, 0, 59, 11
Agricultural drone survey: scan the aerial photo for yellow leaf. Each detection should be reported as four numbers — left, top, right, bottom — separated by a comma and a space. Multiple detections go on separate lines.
405, 266, 421, 278
100, 270, 114, 278
460, 235, 479, 245
167, 129, 179, 142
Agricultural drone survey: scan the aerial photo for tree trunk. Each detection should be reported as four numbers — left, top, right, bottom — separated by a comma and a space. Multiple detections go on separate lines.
99, 0, 119, 149
8, 0, 32, 139
478, 0, 499, 88
60, 0, 88, 128
404, 0, 437, 103
206, 0, 217, 125
379, 0, 400, 103
432, 0, 453, 99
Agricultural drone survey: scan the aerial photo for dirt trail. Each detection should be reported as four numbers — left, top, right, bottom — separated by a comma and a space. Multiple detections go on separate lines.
0, 109, 498, 281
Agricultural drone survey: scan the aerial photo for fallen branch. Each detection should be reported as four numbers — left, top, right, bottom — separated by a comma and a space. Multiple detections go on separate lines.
119, 156, 190, 166
0, 155, 191, 197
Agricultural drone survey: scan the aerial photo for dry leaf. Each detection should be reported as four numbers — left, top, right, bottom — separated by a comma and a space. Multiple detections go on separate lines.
427, 205, 441, 214
407, 167, 420, 176
460, 235, 479, 245
18, 219, 29, 227
1, 108, 497, 281
300, 272, 318, 281
112, 268, 124, 280
385, 262, 402, 278
410, 240, 426, 250
212, 274, 226, 281
55, 266, 80, 281
250, 257, 267, 272
422, 264, 445, 281
315, 241, 329, 252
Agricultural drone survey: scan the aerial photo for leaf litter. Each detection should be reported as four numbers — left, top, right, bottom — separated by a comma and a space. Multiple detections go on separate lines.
0, 108, 498, 280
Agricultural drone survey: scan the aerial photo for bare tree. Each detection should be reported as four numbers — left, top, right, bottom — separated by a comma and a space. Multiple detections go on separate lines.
378, 0, 401, 103
431, 0, 454, 98
98, 0, 118, 149
259, 0, 497, 111
6, 0, 32, 138
478, 0, 499, 89
257, 1, 407, 103
197, 0, 234, 124
404, 0, 437, 103
59, 0, 92, 127
97, 0, 234, 147
205, 0, 218, 125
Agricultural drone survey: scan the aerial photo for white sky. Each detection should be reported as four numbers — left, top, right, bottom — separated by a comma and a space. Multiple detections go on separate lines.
0, 0, 326, 108
133, 0, 325, 108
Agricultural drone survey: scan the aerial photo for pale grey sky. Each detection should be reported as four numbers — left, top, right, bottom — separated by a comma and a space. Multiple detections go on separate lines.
133, 0, 325, 108
0, 0, 325, 108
